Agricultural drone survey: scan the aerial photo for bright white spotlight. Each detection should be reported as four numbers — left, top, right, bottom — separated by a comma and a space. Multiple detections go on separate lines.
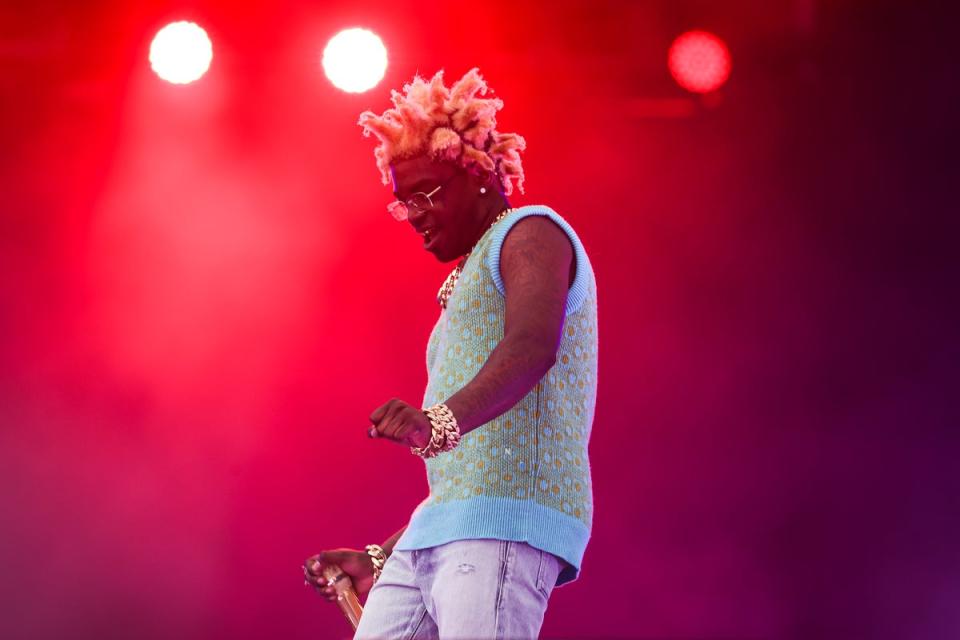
149, 21, 213, 85
322, 28, 388, 93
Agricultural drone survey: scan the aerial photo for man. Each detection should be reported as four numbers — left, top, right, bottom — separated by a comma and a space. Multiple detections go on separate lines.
304, 68, 598, 639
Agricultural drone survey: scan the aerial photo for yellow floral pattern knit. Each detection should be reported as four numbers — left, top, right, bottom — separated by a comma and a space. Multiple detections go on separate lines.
393, 205, 598, 586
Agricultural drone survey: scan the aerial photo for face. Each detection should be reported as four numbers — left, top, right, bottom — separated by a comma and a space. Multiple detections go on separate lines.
389, 156, 487, 262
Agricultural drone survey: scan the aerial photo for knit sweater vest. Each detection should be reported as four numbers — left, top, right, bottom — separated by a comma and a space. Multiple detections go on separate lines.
393, 205, 598, 587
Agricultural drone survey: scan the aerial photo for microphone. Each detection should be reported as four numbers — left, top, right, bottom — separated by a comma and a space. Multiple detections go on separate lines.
322, 564, 364, 630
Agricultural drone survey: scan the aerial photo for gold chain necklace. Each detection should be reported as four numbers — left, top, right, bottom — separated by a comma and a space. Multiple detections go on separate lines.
436, 208, 513, 309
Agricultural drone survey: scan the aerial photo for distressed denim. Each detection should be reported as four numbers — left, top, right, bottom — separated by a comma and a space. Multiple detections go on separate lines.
353, 539, 564, 640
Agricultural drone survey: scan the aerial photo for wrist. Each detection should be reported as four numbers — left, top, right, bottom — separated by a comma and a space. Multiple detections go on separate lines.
410, 403, 461, 459
365, 544, 387, 583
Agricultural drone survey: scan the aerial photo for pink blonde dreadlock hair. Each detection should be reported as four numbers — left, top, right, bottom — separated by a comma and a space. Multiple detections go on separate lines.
357, 68, 526, 195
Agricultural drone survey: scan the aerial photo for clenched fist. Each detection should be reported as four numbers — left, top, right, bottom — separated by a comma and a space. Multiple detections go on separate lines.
367, 398, 432, 450
303, 548, 376, 601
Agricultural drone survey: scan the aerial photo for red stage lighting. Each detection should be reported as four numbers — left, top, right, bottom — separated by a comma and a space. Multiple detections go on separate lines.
322, 28, 388, 93
149, 21, 213, 84
668, 31, 731, 94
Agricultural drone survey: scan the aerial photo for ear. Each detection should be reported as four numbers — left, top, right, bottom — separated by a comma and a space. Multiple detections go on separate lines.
473, 168, 500, 191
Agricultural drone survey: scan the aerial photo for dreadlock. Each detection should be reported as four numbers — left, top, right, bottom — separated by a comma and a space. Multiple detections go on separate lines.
358, 68, 526, 195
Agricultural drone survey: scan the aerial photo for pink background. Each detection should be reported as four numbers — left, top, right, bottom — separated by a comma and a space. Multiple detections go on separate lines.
1, 1, 955, 639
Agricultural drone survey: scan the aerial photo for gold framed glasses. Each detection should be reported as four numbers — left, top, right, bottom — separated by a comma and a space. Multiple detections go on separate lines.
387, 185, 442, 222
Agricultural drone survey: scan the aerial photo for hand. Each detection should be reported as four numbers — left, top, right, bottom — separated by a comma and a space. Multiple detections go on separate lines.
368, 398, 432, 450
303, 548, 376, 600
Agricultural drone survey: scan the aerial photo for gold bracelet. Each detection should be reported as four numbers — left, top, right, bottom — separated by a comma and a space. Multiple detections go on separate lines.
410, 403, 461, 459
365, 544, 386, 584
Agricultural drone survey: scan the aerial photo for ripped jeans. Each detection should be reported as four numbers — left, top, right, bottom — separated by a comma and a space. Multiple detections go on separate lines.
353, 539, 564, 640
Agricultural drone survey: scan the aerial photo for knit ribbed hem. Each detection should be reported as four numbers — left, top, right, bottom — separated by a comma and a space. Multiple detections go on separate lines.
486, 205, 592, 316
392, 495, 591, 587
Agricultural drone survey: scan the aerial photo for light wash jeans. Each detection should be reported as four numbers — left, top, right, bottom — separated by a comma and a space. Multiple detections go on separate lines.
354, 539, 564, 640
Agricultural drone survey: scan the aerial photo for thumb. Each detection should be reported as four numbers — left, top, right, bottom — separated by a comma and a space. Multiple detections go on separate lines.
319, 550, 348, 564
310, 550, 341, 574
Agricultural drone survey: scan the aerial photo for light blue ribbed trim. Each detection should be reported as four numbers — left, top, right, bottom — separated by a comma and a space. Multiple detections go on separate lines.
393, 495, 591, 587
485, 205, 592, 316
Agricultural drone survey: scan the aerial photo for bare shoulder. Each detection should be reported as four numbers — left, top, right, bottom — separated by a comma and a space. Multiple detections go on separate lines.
501, 216, 572, 267
500, 215, 575, 287
502, 215, 570, 253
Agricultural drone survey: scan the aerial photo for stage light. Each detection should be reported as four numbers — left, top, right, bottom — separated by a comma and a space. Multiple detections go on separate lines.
668, 31, 731, 94
322, 28, 388, 93
149, 21, 213, 85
